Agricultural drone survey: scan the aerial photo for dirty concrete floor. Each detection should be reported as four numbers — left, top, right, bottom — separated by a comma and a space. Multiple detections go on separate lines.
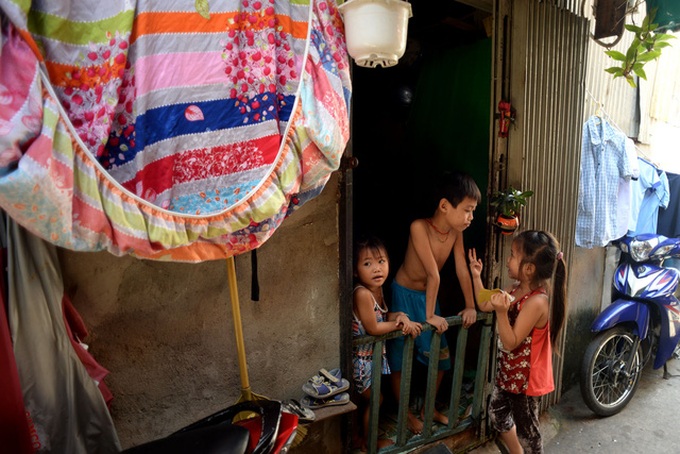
471, 358, 680, 453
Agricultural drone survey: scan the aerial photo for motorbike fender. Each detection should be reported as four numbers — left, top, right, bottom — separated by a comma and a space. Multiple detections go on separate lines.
591, 298, 649, 339
653, 298, 680, 369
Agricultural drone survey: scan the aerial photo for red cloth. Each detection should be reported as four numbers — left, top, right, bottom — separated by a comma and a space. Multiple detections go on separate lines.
526, 316, 554, 396
496, 287, 555, 396
62, 295, 114, 407
0, 249, 35, 453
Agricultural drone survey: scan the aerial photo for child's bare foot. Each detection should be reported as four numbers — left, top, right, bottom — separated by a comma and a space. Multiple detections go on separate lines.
378, 438, 395, 449
407, 412, 423, 434
433, 408, 449, 426
421, 408, 450, 426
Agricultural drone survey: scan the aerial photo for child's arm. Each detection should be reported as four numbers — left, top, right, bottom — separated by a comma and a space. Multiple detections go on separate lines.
409, 220, 449, 334
454, 237, 477, 328
354, 288, 407, 336
491, 292, 549, 351
468, 248, 494, 312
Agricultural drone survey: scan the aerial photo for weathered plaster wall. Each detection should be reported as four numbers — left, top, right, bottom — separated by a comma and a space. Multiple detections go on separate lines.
57, 176, 342, 449
561, 246, 606, 389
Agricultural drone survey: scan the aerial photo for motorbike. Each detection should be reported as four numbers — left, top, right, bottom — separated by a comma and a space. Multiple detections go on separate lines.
580, 233, 680, 417
124, 399, 299, 454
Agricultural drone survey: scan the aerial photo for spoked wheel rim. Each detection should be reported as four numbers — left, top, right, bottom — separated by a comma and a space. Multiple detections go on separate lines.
590, 332, 642, 409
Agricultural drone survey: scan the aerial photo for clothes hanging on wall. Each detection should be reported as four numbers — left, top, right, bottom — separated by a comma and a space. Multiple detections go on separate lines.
6, 219, 120, 453
657, 172, 680, 238
576, 115, 635, 248
616, 138, 640, 238
0, 243, 34, 453
628, 158, 669, 236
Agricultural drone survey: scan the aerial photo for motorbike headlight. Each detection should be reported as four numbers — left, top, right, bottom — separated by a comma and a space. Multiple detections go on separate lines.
630, 240, 653, 261
653, 244, 676, 258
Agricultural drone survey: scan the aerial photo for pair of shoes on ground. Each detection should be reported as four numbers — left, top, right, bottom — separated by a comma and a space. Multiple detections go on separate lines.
301, 368, 350, 409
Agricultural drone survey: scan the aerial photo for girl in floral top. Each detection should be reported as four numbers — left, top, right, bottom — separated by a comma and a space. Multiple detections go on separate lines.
352, 236, 421, 451
468, 230, 567, 454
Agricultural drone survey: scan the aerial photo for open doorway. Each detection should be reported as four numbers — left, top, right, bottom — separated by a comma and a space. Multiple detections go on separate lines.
350, 0, 495, 441
352, 0, 493, 335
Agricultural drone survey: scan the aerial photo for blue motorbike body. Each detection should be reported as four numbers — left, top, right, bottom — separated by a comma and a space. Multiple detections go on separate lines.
591, 298, 650, 339
592, 234, 680, 370
591, 296, 680, 369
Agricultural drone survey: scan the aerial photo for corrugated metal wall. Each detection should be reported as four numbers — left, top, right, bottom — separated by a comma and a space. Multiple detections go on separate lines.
491, 0, 588, 406
582, 2, 641, 136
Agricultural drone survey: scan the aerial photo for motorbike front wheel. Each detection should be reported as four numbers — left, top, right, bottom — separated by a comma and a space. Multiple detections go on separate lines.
580, 327, 643, 417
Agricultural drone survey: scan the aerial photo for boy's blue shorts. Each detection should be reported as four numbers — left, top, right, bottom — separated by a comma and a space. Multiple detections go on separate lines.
387, 281, 451, 372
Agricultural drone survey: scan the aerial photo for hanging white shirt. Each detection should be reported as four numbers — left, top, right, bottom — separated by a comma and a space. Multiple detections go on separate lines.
616, 138, 640, 238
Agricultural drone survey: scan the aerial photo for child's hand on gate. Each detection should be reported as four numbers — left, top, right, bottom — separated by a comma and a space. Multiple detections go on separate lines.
427, 314, 449, 334
396, 314, 422, 338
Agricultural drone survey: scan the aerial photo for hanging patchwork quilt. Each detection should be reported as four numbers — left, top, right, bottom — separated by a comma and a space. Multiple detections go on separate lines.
0, 0, 351, 262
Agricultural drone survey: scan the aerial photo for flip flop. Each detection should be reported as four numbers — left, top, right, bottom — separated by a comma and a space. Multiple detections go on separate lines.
282, 399, 316, 423
301, 392, 350, 409
302, 375, 350, 399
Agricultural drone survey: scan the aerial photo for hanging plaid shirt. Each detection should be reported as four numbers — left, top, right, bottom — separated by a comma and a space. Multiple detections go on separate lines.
576, 116, 633, 248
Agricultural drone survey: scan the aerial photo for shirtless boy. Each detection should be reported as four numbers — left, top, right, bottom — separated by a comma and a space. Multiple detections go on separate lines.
387, 170, 481, 433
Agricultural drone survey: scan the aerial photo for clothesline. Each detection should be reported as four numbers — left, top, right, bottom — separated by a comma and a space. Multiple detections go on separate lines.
584, 88, 659, 167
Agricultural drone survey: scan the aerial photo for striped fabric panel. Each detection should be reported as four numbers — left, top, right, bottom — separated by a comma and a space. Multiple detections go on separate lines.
0, 0, 349, 262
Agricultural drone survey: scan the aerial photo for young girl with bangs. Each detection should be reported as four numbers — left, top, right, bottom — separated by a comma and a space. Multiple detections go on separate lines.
352, 236, 421, 451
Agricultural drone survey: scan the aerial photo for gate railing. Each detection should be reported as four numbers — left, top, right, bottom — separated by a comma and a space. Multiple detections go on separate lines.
352, 312, 494, 453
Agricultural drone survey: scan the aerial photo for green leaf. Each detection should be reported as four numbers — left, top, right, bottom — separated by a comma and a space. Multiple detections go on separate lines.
643, 35, 657, 45
642, 13, 650, 30
604, 50, 627, 61
625, 24, 643, 34
195, 0, 210, 19
637, 50, 661, 62
604, 66, 623, 76
654, 33, 676, 41
625, 75, 637, 88
633, 66, 647, 80
654, 41, 672, 49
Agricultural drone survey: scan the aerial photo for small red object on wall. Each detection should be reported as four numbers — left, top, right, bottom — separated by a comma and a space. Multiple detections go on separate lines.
498, 100, 515, 138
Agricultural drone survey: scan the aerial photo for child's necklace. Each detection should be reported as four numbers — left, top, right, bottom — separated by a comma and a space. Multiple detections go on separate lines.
425, 218, 451, 242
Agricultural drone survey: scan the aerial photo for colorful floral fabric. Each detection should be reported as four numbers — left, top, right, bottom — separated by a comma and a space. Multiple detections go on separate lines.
0, 0, 350, 262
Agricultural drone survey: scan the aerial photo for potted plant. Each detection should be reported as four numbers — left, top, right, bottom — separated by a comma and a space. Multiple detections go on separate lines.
490, 186, 534, 235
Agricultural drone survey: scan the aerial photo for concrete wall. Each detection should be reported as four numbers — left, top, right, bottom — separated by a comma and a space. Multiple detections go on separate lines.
57, 175, 342, 450
560, 246, 606, 389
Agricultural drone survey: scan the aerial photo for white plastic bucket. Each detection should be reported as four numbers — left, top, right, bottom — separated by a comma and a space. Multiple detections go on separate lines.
338, 0, 413, 68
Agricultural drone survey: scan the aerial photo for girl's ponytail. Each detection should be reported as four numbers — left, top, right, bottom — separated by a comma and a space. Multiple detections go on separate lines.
514, 230, 568, 346
550, 254, 567, 346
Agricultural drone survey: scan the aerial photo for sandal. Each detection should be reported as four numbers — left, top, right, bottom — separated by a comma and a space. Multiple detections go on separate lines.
302, 375, 349, 399
319, 368, 341, 384
301, 392, 350, 409
282, 399, 316, 423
